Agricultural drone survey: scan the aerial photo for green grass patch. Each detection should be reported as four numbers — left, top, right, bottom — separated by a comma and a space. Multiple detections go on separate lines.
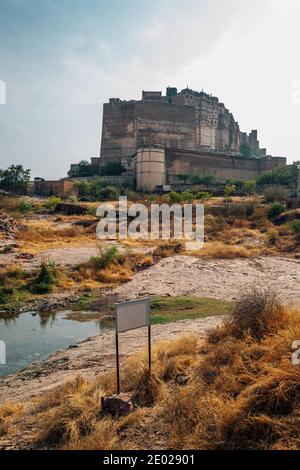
0, 262, 58, 311
71, 292, 101, 311
70, 295, 231, 326
150, 296, 231, 325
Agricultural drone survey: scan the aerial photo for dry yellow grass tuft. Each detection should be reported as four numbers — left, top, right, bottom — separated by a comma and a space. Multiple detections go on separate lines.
195, 241, 253, 259
0, 402, 23, 437
153, 241, 185, 259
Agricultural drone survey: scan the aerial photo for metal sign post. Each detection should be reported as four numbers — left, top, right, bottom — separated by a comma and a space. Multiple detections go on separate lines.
115, 298, 150, 395
115, 332, 120, 395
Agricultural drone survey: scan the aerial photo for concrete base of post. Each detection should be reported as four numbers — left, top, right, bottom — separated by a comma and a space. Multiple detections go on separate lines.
101, 394, 133, 417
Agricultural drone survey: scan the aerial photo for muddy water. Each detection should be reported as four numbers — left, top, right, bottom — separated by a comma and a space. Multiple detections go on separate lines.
0, 311, 114, 377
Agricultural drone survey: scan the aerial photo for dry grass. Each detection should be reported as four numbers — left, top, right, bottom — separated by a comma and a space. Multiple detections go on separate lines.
195, 241, 253, 259
3, 289, 299, 450
72, 250, 155, 286
16, 219, 96, 253
153, 241, 185, 258
0, 402, 23, 437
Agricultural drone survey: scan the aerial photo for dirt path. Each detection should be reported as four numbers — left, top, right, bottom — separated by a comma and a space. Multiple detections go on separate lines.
0, 316, 222, 405
31, 244, 152, 267
112, 255, 300, 305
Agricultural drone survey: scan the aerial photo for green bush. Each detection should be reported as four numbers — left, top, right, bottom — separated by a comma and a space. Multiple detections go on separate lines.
257, 163, 299, 188
196, 192, 211, 200
18, 200, 33, 213
243, 180, 256, 195
90, 245, 119, 270
191, 175, 220, 186
168, 192, 182, 204
0, 287, 15, 305
224, 184, 236, 198
268, 202, 285, 218
291, 220, 300, 234
99, 161, 125, 176
44, 196, 62, 211
1, 245, 13, 254
29, 262, 56, 294
96, 185, 120, 201
181, 191, 195, 203
87, 206, 97, 217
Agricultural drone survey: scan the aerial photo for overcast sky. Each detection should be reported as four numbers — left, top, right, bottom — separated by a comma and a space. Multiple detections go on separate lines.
0, 0, 299, 179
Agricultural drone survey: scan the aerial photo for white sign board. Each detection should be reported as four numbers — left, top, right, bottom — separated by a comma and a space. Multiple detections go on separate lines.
0, 340, 6, 365
116, 298, 150, 333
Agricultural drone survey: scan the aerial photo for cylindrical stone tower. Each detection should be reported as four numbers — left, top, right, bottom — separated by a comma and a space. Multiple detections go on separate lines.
136, 146, 166, 192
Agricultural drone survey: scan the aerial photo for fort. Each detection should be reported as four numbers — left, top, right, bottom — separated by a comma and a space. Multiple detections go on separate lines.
78, 87, 287, 192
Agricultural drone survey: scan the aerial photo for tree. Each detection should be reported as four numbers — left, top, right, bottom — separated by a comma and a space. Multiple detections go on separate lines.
224, 184, 236, 201
99, 161, 125, 176
0, 165, 31, 194
243, 180, 256, 195
256, 163, 299, 188
191, 175, 220, 188
77, 160, 98, 177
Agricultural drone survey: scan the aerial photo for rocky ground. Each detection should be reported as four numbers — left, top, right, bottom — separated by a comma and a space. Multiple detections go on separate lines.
112, 255, 300, 305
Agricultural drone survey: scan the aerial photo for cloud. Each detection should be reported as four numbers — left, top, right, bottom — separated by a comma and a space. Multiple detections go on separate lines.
131, 0, 268, 73
0, 0, 299, 179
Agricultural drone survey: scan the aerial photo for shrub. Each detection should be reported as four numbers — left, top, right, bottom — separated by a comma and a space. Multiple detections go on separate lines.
18, 200, 33, 213
84, 181, 120, 201
192, 175, 220, 186
44, 196, 62, 211
264, 186, 288, 203
168, 192, 181, 204
206, 215, 227, 234
0, 287, 15, 304
74, 180, 90, 197
224, 184, 236, 200
267, 230, 278, 245
29, 262, 56, 294
268, 203, 285, 218
1, 245, 13, 254
196, 192, 211, 200
124, 190, 141, 202
96, 185, 120, 201
181, 191, 194, 203
243, 180, 256, 195
90, 245, 119, 270
291, 220, 300, 234
228, 204, 247, 219
223, 288, 287, 341
87, 206, 97, 217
